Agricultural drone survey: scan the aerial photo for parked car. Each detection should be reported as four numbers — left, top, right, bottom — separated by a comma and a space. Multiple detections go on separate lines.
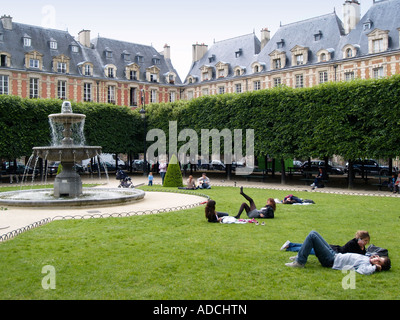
210, 160, 226, 171
1, 162, 39, 176
301, 160, 344, 175
345, 159, 390, 176
132, 159, 145, 171
47, 161, 85, 175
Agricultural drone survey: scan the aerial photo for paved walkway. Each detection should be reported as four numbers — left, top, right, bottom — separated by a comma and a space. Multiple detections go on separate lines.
0, 173, 398, 241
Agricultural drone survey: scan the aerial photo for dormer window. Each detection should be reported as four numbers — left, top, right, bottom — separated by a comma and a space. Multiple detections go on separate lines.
233, 66, 246, 76
105, 48, 113, 59
105, 64, 117, 78
71, 45, 79, 53
23, 35, 31, 47
269, 50, 286, 70
342, 44, 358, 59
215, 61, 229, 78
363, 19, 373, 31
53, 54, 70, 74
367, 29, 389, 54
146, 65, 160, 83
277, 39, 285, 49
165, 71, 176, 84
251, 62, 264, 74
235, 49, 242, 58
84, 64, 91, 76
314, 31, 322, 41
125, 63, 140, 81
122, 50, 131, 61
136, 55, 144, 63
25, 51, 43, 70
152, 57, 161, 65
49, 38, 57, 50
200, 65, 213, 82
208, 54, 215, 63
186, 75, 198, 84
290, 45, 309, 67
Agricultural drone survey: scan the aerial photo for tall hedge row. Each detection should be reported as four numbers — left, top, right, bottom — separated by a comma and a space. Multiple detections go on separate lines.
145, 75, 400, 162
1, 75, 400, 164
0, 97, 142, 159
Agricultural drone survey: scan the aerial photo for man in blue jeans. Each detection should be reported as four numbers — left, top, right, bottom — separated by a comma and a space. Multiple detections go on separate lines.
285, 231, 391, 275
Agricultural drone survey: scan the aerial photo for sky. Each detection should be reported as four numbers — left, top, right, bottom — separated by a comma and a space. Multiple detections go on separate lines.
1, 0, 373, 79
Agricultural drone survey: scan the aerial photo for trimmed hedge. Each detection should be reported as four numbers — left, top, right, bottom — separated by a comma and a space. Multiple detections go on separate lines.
1, 75, 400, 163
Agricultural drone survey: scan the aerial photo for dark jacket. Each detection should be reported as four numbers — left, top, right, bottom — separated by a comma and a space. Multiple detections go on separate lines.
330, 238, 366, 255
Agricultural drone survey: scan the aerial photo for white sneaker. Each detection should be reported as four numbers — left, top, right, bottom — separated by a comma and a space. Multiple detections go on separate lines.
310, 183, 315, 187
280, 240, 290, 251
289, 255, 297, 261
285, 261, 304, 268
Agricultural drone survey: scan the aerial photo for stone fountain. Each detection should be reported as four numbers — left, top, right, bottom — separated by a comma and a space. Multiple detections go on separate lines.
0, 101, 145, 207
33, 101, 101, 198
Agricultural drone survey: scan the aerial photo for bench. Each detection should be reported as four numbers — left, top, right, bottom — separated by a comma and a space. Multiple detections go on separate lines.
245, 174, 267, 182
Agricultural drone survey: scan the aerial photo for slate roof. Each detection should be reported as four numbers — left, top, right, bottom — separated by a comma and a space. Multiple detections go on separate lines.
185, 33, 261, 82
0, 20, 181, 84
255, 12, 345, 68
185, 0, 400, 82
338, 0, 400, 56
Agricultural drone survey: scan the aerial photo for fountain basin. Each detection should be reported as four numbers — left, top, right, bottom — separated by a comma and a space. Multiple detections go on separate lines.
0, 188, 145, 207
33, 146, 102, 162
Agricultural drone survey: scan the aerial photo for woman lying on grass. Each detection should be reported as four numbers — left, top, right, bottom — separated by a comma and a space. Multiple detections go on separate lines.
205, 200, 229, 223
234, 187, 275, 219
285, 231, 391, 275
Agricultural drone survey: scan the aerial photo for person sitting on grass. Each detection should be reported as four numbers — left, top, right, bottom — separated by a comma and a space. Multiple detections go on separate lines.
234, 187, 275, 219
197, 173, 211, 189
281, 230, 370, 256
285, 230, 391, 275
205, 200, 229, 223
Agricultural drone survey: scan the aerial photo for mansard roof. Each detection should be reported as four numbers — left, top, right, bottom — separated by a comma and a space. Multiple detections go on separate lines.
92, 37, 182, 84
339, 0, 400, 56
185, 33, 261, 83
256, 12, 345, 68
0, 22, 83, 74
0, 20, 181, 84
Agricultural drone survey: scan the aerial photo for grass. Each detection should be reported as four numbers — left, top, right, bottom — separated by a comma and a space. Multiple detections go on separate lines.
0, 185, 399, 300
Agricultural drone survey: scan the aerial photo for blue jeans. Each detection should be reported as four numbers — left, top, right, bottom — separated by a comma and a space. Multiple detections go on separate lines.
296, 231, 336, 267
287, 243, 315, 255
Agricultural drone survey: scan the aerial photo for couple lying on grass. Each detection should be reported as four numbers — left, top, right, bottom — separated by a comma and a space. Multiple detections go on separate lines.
283, 230, 391, 275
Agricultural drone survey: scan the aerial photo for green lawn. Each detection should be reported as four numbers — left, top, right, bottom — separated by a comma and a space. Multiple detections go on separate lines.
0, 186, 398, 300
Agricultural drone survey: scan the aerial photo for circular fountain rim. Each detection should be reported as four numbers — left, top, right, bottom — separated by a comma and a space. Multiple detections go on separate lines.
0, 188, 145, 207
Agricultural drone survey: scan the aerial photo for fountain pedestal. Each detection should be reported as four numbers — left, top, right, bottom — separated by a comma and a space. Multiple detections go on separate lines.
54, 162, 82, 198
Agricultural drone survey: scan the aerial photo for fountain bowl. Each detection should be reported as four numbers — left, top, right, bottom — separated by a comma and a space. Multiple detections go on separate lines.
0, 188, 145, 207
33, 146, 102, 162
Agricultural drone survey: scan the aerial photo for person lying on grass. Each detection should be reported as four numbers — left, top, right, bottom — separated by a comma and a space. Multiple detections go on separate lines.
281, 230, 370, 256
234, 187, 275, 219
205, 200, 229, 223
285, 230, 390, 275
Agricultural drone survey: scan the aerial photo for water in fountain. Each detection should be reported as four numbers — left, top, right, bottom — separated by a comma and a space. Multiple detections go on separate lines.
0, 101, 145, 207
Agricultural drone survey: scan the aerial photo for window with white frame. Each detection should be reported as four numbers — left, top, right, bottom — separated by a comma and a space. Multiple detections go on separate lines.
218, 86, 225, 94
108, 67, 115, 78
29, 59, 40, 68
150, 89, 157, 103
29, 78, 39, 98
23, 37, 31, 47
50, 40, 57, 50
57, 62, 67, 73
295, 74, 303, 88
71, 45, 79, 53
319, 71, 328, 84
84, 83, 92, 102
0, 75, 9, 95
373, 39, 384, 53
235, 83, 242, 93
273, 58, 281, 69
169, 91, 176, 102
108, 86, 115, 104
373, 67, 384, 79
84, 64, 92, 76
296, 54, 304, 65
253, 80, 261, 91
57, 80, 67, 99
273, 77, 281, 87
344, 72, 355, 81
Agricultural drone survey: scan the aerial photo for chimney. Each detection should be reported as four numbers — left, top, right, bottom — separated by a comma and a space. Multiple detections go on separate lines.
343, 0, 361, 34
163, 44, 171, 60
260, 28, 271, 50
1, 15, 13, 30
78, 29, 91, 48
192, 43, 208, 62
